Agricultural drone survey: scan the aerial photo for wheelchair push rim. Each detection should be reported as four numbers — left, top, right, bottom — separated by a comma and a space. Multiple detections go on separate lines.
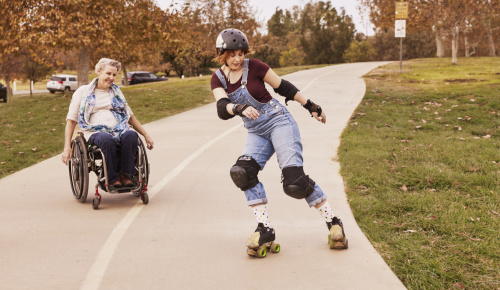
68, 136, 89, 203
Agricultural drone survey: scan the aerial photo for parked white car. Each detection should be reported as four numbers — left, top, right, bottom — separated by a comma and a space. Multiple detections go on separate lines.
47, 74, 78, 93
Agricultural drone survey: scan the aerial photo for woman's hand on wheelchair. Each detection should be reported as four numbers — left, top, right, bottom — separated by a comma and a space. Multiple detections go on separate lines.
61, 148, 72, 165
145, 135, 154, 150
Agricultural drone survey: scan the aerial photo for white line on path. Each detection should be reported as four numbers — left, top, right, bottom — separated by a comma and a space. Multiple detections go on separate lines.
81, 66, 345, 290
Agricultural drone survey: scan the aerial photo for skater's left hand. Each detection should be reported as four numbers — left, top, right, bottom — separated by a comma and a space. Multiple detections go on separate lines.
312, 111, 326, 124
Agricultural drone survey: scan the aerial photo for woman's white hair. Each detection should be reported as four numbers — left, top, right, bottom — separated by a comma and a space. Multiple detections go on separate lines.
95, 58, 121, 74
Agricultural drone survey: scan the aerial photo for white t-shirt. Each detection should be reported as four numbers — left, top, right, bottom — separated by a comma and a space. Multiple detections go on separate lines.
66, 85, 134, 140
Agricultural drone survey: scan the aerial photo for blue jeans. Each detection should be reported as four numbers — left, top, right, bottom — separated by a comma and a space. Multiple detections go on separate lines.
88, 130, 138, 183
216, 59, 326, 208
241, 100, 327, 208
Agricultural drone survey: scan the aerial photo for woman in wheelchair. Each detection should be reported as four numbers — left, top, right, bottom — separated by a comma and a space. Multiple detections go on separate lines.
61, 58, 154, 190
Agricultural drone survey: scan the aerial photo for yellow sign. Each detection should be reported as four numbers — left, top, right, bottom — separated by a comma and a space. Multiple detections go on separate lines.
395, 2, 408, 19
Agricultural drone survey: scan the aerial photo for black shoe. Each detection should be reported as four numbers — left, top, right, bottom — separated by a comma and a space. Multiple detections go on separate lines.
246, 223, 276, 249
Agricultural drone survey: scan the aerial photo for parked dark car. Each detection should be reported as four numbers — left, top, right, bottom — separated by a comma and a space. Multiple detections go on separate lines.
0, 83, 7, 102
122, 71, 168, 85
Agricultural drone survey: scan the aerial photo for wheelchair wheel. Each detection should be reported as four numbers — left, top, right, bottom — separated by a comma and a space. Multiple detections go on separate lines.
68, 136, 89, 203
133, 138, 150, 199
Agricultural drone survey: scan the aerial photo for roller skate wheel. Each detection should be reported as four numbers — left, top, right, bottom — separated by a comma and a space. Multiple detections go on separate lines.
256, 246, 267, 258
270, 242, 280, 253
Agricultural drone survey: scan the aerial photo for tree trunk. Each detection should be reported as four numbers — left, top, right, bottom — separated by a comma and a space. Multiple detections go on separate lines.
451, 26, 459, 65
435, 27, 445, 57
5, 76, 12, 103
485, 18, 496, 56
464, 33, 470, 57
77, 45, 90, 87
122, 63, 129, 86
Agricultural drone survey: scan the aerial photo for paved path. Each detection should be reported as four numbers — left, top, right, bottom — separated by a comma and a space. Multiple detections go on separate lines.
0, 62, 406, 289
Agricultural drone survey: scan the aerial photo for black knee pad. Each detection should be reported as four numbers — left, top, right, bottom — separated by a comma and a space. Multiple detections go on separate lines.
230, 155, 261, 191
282, 166, 315, 199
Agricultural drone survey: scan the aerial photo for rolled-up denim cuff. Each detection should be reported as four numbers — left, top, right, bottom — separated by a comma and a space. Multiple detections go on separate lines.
247, 198, 268, 206
306, 183, 327, 207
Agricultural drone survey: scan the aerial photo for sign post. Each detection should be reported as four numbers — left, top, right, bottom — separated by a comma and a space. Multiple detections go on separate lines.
395, 1, 408, 73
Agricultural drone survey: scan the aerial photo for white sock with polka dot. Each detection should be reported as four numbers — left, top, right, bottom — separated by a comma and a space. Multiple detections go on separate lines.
252, 204, 271, 228
317, 201, 334, 223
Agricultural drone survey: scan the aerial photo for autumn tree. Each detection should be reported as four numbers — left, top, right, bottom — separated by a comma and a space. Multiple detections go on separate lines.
163, 0, 261, 77
19, 49, 55, 97
298, 1, 356, 64
35, 0, 126, 86
343, 40, 377, 63
0, 0, 37, 101
98, 0, 171, 85
359, 0, 497, 63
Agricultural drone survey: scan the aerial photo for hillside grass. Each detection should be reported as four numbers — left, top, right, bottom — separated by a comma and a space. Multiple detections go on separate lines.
339, 57, 499, 289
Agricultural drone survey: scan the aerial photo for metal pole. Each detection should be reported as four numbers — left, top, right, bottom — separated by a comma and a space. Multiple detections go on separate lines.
400, 37, 403, 73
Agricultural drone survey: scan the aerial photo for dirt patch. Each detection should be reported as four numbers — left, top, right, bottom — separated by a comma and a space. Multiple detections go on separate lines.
445, 79, 485, 83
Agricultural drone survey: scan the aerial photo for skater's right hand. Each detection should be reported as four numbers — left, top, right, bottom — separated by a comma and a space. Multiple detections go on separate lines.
312, 111, 326, 124
242, 106, 260, 120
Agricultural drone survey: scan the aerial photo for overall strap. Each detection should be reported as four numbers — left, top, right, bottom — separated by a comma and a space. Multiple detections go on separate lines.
215, 69, 228, 91
242, 59, 249, 86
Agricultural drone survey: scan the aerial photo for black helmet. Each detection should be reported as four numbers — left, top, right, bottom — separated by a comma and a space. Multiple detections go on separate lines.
215, 28, 249, 55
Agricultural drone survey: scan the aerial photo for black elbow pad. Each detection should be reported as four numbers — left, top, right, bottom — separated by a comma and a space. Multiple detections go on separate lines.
216, 98, 235, 120
273, 79, 299, 105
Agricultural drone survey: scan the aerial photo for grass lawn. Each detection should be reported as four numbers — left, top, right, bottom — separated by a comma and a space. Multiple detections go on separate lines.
339, 57, 499, 289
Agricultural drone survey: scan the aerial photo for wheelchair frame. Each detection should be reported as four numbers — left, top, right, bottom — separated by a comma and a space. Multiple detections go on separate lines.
68, 132, 150, 210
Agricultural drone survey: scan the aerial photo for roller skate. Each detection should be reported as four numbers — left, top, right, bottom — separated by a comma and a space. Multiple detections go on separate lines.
246, 223, 280, 258
327, 217, 348, 249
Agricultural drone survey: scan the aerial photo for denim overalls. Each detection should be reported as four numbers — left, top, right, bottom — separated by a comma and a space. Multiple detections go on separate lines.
215, 59, 326, 207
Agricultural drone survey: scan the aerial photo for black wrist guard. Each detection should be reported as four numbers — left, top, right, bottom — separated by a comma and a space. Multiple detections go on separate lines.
216, 98, 235, 120
233, 104, 250, 117
303, 99, 322, 117
274, 79, 299, 105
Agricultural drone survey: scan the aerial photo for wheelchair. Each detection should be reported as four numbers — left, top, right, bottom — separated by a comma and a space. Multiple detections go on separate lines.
68, 132, 150, 210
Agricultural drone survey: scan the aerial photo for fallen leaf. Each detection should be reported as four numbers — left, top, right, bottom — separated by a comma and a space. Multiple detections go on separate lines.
483, 135, 491, 138
470, 217, 475, 222
32, 148, 37, 152
404, 229, 417, 233
456, 282, 465, 289
1, 140, 9, 146
400, 185, 408, 191
491, 210, 498, 215
0, 162, 5, 165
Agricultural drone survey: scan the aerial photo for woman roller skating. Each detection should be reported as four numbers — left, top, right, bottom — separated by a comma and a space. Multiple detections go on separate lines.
210, 28, 348, 257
